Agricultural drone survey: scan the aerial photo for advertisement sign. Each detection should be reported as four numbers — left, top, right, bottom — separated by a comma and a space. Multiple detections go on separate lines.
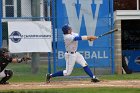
8, 21, 52, 53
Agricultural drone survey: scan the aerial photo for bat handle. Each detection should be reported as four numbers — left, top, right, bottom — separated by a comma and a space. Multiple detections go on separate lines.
96, 36, 101, 39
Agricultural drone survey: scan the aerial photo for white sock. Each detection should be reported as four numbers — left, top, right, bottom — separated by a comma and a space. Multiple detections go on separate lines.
93, 76, 96, 78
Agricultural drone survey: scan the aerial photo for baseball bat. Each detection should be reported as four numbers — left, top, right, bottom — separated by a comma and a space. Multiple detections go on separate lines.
97, 28, 118, 38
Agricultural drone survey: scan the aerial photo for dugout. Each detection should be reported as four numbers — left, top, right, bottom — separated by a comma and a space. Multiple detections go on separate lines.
114, 10, 140, 74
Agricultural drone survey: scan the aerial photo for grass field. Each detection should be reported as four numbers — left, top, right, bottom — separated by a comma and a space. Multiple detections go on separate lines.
1, 87, 140, 93
1, 63, 139, 93
7, 63, 140, 82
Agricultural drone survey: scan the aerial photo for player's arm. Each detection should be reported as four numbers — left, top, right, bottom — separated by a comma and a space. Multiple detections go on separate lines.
3, 55, 24, 63
3, 56, 20, 63
12, 58, 23, 63
12, 56, 31, 63
5, 55, 23, 63
74, 36, 97, 41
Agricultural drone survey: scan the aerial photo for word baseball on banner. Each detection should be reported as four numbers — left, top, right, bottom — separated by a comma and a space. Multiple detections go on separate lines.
8, 21, 52, 53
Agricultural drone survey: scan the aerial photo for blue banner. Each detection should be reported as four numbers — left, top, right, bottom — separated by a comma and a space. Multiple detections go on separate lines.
123, 50, 140, 72
56, 0, 113, 67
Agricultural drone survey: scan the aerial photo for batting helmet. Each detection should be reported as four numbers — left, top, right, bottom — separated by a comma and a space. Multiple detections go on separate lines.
0, 48, 9, 55
62, 24, 71, 34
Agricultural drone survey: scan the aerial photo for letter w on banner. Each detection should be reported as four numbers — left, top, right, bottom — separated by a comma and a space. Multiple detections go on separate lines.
8, 21, 52, 53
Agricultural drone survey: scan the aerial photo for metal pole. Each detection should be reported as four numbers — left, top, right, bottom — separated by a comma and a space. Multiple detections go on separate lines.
52, 0, 56, 73
47, 0, 50, 20
31, 0, 41, 74
47, 0, 51, 73
137, 0, 139, 10
110, 0, 115, 74
48, 52, 51, 73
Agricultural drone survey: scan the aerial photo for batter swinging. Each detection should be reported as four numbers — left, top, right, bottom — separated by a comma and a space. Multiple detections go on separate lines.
46, 24, 100, 83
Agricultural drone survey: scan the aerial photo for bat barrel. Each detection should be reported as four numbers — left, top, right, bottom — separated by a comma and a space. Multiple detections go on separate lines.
97, 28, 118, 38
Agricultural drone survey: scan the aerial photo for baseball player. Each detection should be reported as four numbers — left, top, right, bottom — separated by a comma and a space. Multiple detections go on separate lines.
46, 24, 100, 83
0, 48, 31, 84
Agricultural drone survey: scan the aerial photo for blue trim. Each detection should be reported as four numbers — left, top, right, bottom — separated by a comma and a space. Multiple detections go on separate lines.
74, 36, 82, 41
0, 1, 2, 48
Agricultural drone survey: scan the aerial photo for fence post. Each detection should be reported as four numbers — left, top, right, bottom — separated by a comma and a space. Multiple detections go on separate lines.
110, 0, 115, 74
31, 0, 41, 74
52, 0, 56, 73
47, 0, 52, 73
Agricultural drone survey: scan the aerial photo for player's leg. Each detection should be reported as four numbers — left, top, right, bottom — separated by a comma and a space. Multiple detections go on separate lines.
0, 69, 13, 84
46, 53, 76, 82
76, 52, 100, 82
63, 53, 76, 76
83, 66, 100, 82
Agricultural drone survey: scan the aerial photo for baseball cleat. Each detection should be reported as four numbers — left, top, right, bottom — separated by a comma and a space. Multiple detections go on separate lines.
46, 73, 51, 83
91, 77, 100, 83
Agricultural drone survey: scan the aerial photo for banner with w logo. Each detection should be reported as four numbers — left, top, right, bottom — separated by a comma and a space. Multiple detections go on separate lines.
56, 0, 114, 67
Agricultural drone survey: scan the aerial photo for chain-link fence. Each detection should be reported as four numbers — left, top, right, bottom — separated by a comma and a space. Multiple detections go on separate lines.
1, 0, 55, 77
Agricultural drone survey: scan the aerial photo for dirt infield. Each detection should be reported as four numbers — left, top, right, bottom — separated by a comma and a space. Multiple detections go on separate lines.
0, 80, 140, 90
